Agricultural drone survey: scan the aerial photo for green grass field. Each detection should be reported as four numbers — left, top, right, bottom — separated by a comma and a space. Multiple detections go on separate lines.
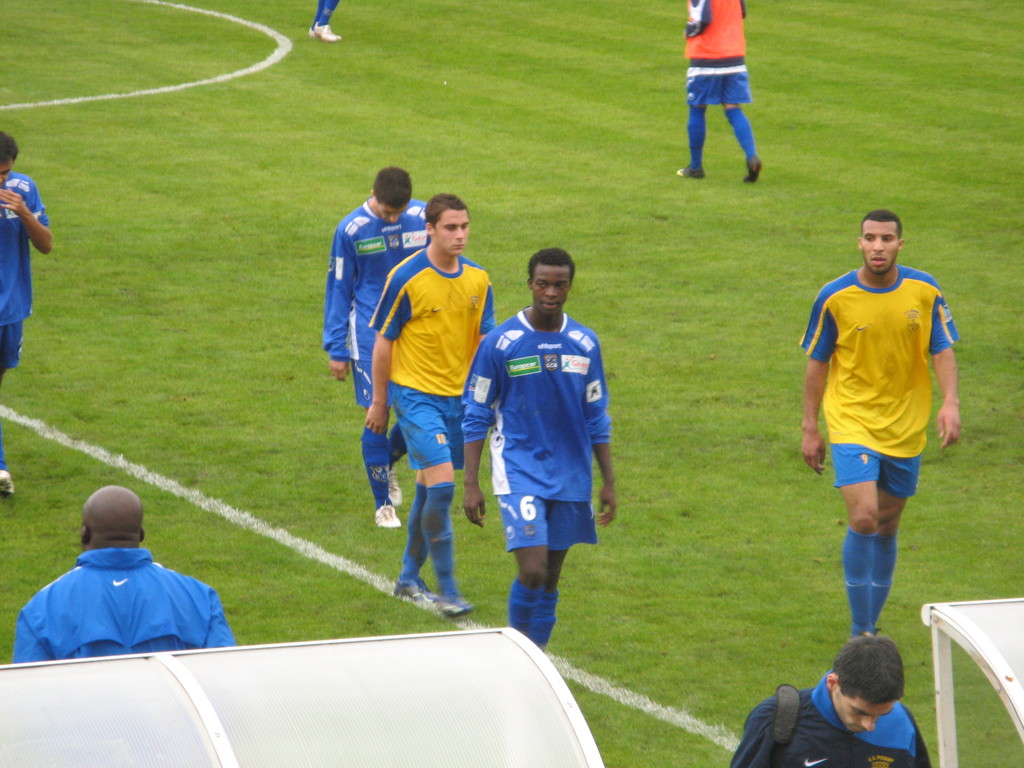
2, 0, 1023, 764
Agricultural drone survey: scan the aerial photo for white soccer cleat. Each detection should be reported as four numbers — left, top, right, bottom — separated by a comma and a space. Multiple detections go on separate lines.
387, 467, 403, 506
375, 503, 401, 529
310, 23, 342, 42
0, 469, 13, 498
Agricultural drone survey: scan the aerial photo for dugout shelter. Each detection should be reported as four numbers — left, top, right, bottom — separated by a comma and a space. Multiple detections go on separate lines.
0, 627, 604, 767
922, 597, 1024, 767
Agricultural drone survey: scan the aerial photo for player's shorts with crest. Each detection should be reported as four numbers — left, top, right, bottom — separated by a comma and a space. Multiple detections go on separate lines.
0, 321, 24, 369
686, 64, 752, 105
390, 382, 464, 470
498, 494, 598, 552
831, 443, 921, 498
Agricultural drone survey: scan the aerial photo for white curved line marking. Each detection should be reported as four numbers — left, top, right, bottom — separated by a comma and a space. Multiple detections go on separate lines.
0, 404, 739, 751
0, 0, 292, 112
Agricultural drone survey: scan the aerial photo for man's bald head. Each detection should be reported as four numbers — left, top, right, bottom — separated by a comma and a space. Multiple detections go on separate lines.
81, 486, 144, 550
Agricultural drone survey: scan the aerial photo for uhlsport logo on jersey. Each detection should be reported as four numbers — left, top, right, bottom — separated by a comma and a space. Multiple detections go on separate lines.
403, 230, 428, 249
507, 356, 541, 377
561, 355, 590, 375
355, 236, 386, 255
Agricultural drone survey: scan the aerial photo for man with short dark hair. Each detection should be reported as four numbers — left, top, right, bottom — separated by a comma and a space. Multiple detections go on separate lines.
800, 209, 960, 637
13, 486, 235, 662
368, 194, 495, 617
323, 167, 427, 528
462, 248, 616, 649
0, 132, 53, 497
730, 635, 931, 767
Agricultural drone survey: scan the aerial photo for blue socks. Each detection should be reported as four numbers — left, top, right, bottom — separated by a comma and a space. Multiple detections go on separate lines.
843, 528, 899, 635
388, 423, 407, 466
843, 528, 875, 635
313, 0, 342, 27
725, 107, 758, 160
360, 427, 390, 509
399, 483, 427, 584
508, 579, 559, 649
419, 482, 458, 597
871, 534, 898, 628
0, 419, 6, 470
687, 106, 706, 169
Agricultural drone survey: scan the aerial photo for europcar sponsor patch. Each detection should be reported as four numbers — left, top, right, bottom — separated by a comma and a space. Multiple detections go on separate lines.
507, 356, 541, 376
355, 236, 386, 254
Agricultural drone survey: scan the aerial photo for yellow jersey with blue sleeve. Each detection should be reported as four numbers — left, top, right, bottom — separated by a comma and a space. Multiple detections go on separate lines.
800, 266, 958, 457
371, 249, 496, 396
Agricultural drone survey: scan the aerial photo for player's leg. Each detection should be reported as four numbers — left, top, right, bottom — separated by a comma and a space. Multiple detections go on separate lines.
362, 425, 399, 527
835, 445, 884, 635
387, 423, 406, 506
509, 545, 548, 639
395, 482, 433, 598
419, 462, 466, 611
528, 549, 569, 650
678, 68, 708, 178
310, 0, 342, 41
721, 70, 760, 182
0, 322, 22, 497
868, 456, 917, 628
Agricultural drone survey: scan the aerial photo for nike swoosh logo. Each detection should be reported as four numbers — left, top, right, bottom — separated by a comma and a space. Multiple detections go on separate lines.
805, 759, 828, 767
431, 307, 443, 313
856, 325, 871, 331
113, 579, 128, 587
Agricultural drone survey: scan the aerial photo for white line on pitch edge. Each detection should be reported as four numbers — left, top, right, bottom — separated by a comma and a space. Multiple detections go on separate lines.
0, 0, 292, 112
0, 405, 739, 752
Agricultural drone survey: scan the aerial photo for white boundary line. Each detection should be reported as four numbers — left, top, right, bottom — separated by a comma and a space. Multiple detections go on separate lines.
0, 404, 739, 752
0, 0, 292, 112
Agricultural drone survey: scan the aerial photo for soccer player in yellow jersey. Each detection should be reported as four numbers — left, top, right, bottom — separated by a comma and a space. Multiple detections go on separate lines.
368, 194, 495, 617
800, 210, 960, 637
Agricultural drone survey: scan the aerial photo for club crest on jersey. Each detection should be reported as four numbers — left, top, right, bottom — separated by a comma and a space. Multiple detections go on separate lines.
386, 233, 402, 250
866, 756, 895, 768
507, 356, 541, 377
561, 355, 590, 375
544, 354, 559, 371
905, 308, 920, 332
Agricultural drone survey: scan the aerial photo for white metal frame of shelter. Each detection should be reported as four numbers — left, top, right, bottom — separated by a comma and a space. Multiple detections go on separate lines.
0, 627, 604, 768
921, 598, 1024, 768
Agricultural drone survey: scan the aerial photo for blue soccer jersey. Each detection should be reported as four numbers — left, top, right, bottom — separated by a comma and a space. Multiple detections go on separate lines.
0, 171, 48, 326
322, 199, 428, 363
462, 310, 611, 501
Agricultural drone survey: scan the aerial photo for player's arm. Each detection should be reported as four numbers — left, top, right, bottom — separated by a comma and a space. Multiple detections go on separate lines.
365, 333, 392, 434
0, 188, 51, 254
323, 230, 357, 380
801, 357, 829, 474
932, 347, 961, 449
462, 438, 487, 527
593, 442, 616, 526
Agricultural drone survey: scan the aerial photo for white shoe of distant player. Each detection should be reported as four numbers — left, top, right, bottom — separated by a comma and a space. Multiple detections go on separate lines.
0, 469, 14, 498
310, 23, 342, 42
387, 467, 403, 506
375, 503, 401, 529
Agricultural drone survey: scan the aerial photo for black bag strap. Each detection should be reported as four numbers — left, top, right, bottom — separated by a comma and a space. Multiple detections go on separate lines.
771, 684, 801, 745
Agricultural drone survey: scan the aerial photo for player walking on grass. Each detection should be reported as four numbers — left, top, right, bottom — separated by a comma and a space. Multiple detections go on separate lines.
462, 248, 616, 649
323, 168, 428, 528
367, 194, 495, 617
677, 0, 762, 183
0, 132, 53, 498
800, 210, 960, 637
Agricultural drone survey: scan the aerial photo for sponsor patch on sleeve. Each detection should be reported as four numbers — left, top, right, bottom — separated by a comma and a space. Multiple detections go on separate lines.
471, 374, 492, 403
586, 380, 603, 403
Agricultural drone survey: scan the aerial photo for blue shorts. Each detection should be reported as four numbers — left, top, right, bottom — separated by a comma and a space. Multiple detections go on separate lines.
832, 444, 921, 498
686, 67, 752, 106
350, 359, 374, 408
390, 383, 464, 470
497, 494, 598, 552
0, 321, 23, 369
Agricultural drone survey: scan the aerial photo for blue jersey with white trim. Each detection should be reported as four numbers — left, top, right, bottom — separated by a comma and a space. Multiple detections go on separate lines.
463, 310, 611, 501
322, 199, 428, 363
0, 171, 48, 325
730, 675, 930, 768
